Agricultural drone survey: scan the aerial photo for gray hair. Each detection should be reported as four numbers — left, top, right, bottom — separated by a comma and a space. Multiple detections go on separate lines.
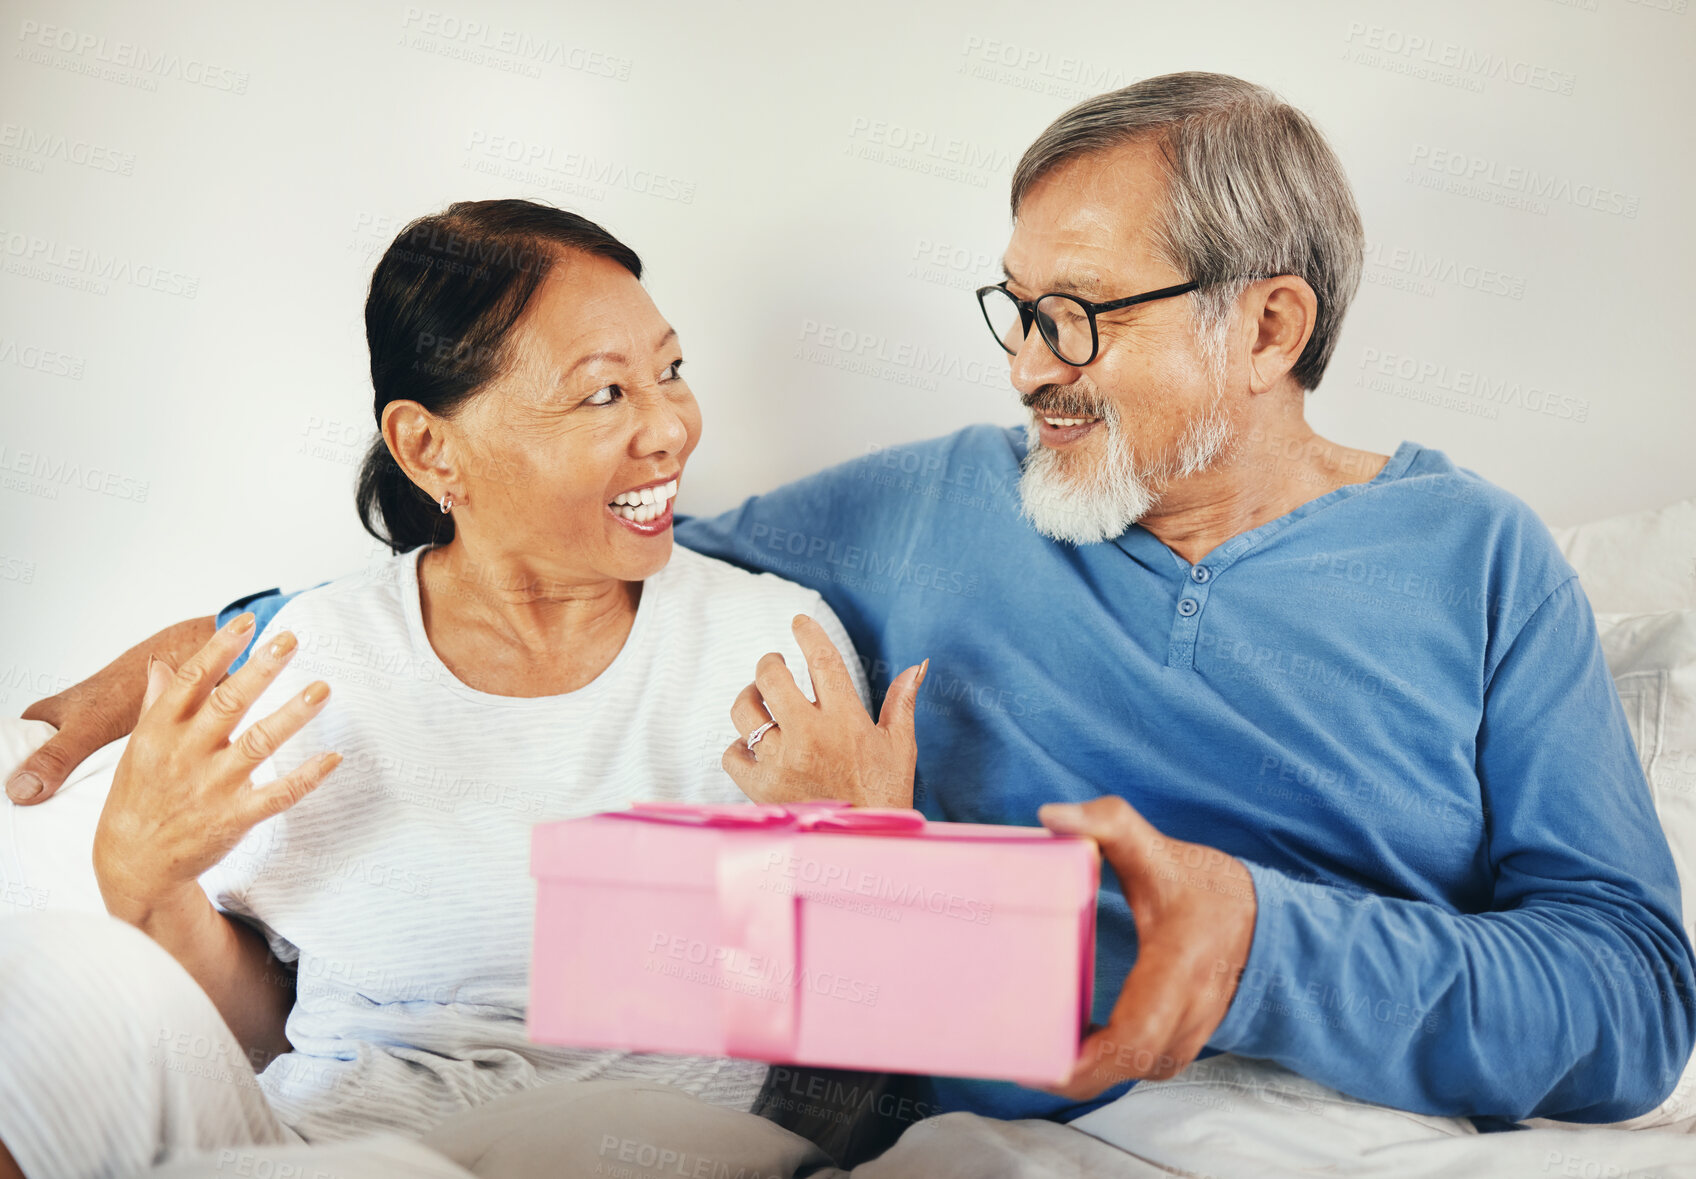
1011, 72, 1363, 392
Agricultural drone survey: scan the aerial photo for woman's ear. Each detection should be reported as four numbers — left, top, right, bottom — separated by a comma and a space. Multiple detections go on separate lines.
381, 401, 453, 501
1246, 276, 1318, 396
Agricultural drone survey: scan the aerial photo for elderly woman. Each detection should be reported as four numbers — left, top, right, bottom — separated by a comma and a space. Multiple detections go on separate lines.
0, 200, 925, 1178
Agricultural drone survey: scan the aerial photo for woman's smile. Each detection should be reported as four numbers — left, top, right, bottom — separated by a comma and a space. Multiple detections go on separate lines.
607, 474, 679, 535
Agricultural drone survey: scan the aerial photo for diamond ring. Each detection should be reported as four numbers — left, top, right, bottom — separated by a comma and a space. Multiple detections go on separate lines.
745, 720, 778, 751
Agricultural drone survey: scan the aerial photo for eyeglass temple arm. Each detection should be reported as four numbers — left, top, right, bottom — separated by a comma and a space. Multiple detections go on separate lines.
1090, 273, 1280, 314
1090, 280, 1201, 314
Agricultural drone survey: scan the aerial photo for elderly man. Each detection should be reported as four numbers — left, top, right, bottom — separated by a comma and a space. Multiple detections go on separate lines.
10, 70, 1693, 1147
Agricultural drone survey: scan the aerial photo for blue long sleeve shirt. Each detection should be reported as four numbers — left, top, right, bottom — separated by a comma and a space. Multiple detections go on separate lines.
220, 423, 1694, 1127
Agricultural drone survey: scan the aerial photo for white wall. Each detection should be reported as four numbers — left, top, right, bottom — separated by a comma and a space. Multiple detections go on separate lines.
2, 0, 1692, 697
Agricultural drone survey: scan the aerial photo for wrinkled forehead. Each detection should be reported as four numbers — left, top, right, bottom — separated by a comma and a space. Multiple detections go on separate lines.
1003, 140, 1171, 295
496, 253, 672, 389
527, 252, 660, 333
525, 252, 661, 348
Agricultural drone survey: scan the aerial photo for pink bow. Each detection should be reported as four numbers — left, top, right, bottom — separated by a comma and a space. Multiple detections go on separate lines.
619, 799, 925, 834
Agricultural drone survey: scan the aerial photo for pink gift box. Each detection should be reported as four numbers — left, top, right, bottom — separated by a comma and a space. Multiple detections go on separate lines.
528, 800, 1098, 1085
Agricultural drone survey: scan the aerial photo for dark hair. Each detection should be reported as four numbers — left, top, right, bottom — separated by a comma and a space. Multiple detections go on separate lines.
355, 199, 643, 552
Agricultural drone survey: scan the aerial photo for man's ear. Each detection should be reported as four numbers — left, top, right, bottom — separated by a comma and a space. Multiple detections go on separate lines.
1245, 276, 1318, 395
381, 400, 451, 499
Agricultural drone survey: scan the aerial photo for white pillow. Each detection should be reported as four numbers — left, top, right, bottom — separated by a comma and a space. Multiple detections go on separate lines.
0, 722, 125, 919
1549, 497, 1696, 615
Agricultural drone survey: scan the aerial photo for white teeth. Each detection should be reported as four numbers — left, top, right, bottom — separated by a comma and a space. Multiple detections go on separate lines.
1043, 416, 1096, 427
609, 479, 678, 521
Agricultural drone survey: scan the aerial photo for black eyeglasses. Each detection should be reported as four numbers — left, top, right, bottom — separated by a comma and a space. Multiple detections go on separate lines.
976, 276, 1267, 367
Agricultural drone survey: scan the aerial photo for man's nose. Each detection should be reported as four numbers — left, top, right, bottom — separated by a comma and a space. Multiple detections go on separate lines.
1007, 325, 1082, 399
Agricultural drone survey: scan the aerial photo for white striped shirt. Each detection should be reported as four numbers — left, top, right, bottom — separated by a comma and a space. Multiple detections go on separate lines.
197, 543, 871, 1143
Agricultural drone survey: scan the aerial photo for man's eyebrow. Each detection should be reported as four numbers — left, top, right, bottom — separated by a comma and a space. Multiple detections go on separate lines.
1060, 275, 1105, 297
562, 327, 679, 378
999, 262, 1103, 297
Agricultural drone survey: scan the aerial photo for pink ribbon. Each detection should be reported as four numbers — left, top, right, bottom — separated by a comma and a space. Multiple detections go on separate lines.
614, 800, 923, 1059
621, 799, 926, 834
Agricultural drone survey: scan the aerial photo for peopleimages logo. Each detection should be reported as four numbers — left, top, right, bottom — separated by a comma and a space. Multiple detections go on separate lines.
907, 237, 999, 292
746, 522, 983, 599
0, 443, 151, 502
1407, 144, 1640, 219
1357, 348, 1591, 423
461, 131, 697, 204
14, 19, 250, 93
0, 337, 86, 380
1362, 239, 1526, 300
399, 7, 633, 80
0, 123, 135, 175
795, 319, 1004, 391
1342, 22, 1577, 95
844, 117, 1013, 189
956, 34, 1129, 101
646, 932, 881, 1007
0, 227, 200, 297
760, 849, 996, 924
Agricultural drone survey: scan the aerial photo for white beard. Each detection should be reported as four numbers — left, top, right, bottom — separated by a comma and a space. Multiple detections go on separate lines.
1017, 385, 1235, 546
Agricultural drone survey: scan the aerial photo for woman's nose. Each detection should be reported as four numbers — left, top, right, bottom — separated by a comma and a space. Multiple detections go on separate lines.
634, 392, 689, 454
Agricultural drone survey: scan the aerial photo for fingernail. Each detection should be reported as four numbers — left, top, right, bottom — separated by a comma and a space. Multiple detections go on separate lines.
6, 771, 44, 803
916, 658, 930, 689
230, 612, 256, 635
1039, 802, 1086, 832
302, 682, 329, 706
267, 632, 297, 661
146, 654, 161, 678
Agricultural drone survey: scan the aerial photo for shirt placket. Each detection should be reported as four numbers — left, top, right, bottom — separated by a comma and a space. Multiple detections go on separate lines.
1164, 532, 1258, 670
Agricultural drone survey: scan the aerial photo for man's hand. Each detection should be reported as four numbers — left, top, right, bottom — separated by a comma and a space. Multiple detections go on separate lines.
1037, 796, 1258, 1100
722, 614, 928, 809
8, 615, 217, 804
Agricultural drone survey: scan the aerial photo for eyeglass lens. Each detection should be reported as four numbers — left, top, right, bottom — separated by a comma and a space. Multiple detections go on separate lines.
979, 287, 1093, 365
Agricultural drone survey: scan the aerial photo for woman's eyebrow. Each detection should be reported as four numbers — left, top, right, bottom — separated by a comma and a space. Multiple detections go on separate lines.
562, 327, 680, 378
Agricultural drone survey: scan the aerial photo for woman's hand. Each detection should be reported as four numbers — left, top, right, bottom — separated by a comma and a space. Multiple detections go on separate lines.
721, 614, 928, 809
93, 612, 342, 927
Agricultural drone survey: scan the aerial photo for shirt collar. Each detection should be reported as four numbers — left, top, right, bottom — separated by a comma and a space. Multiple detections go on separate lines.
1110, 440, 1421, 575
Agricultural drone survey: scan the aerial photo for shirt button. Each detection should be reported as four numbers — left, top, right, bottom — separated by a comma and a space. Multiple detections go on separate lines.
1190, 566, 1211, 583
1177, 597, 1199, 617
